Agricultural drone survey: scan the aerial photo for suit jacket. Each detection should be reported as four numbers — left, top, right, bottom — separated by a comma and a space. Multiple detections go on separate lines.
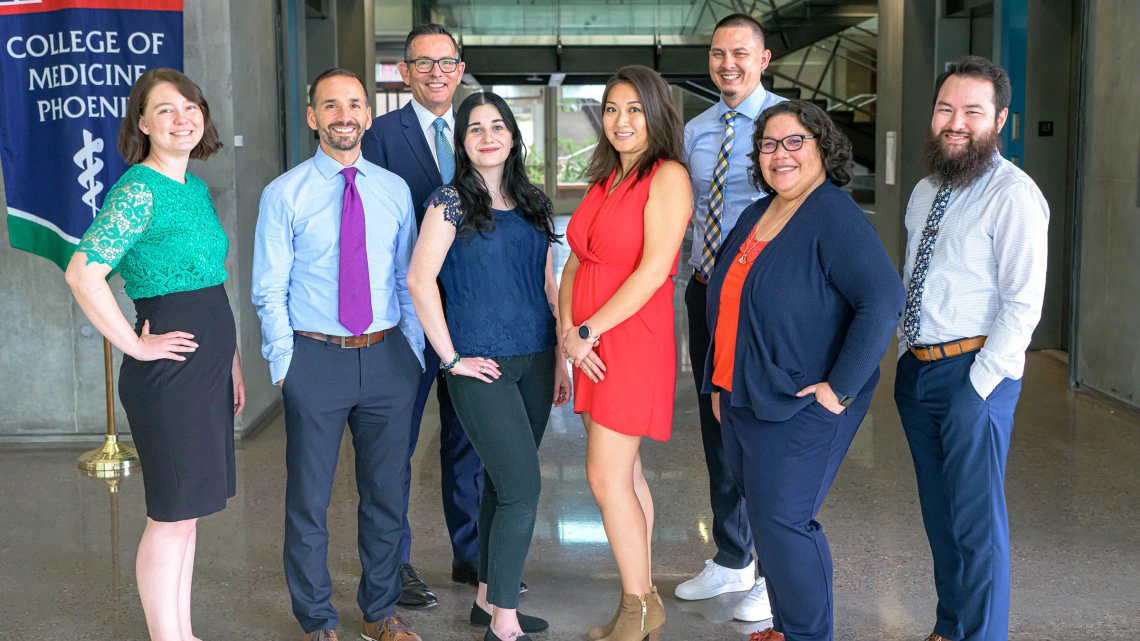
362, 101, 448, 229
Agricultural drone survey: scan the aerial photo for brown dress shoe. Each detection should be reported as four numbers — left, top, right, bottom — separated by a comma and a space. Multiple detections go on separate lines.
303, 630, 337, 641
925, 634, 952, 641
362, 615, 422, 641
749, 629, 785, 641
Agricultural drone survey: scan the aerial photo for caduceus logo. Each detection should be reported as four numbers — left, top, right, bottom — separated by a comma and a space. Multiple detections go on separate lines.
73, 130, 105, 218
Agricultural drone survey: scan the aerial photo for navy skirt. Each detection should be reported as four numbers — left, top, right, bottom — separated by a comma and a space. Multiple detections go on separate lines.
120, 284, 237, 522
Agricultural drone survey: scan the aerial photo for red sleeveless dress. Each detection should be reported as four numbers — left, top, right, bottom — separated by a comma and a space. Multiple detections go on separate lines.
567, 161, 682, 442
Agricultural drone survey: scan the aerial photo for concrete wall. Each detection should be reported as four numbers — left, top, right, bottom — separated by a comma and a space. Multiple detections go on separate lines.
1073, 0, 1140, 409
0, 0, 284, 440
876, 0, 939, 269
1023, 0, 1078, 350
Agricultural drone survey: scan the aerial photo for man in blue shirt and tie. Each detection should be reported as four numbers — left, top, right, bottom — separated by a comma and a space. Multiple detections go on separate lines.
252, 68, 425, 641
676, 13, 785, 623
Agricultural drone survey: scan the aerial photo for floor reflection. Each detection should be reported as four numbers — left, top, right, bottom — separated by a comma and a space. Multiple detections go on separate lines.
2, 229, 1140, 639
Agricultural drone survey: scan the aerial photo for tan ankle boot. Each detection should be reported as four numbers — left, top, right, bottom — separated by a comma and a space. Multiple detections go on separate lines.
587, 595, 621, 640
599, 587, 665, 641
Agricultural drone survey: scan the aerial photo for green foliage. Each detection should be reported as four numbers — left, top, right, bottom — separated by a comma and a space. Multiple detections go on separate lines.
524, 136, 597, 185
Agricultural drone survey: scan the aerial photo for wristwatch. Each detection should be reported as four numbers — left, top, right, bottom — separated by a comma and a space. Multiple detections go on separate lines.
578, 325, 593, 341
838, 395, 855, 408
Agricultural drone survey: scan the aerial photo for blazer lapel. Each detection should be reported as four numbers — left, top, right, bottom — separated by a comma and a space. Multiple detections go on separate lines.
400, 102, 443, 186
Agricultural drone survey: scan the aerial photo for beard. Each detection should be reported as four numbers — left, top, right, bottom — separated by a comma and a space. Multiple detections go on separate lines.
920, 126, 1001, 189
319, 121, 364, 151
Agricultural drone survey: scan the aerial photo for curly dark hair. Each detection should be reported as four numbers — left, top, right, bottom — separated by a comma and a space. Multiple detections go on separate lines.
747, 100, 852, 195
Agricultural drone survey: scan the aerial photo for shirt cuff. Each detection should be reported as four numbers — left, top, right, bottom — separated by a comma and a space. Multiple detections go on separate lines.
969, 365, 1004, 401
270, 352, 293, 385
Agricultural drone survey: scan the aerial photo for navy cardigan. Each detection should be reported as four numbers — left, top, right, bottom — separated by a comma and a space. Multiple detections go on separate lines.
702, 180, 904, 422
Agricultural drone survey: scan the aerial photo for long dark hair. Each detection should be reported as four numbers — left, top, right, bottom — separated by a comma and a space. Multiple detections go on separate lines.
452, 91, 559, 243
583, 65, 685, 187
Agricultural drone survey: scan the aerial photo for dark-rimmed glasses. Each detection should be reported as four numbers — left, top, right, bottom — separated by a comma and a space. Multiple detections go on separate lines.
406, 57, 460, 74
758, 134, 816, 154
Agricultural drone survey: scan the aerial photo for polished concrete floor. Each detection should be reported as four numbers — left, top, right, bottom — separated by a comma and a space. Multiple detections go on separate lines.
4, 267, 1140, 640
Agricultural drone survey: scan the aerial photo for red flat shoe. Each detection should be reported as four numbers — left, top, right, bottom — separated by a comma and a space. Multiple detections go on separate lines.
750, 629, 785, 641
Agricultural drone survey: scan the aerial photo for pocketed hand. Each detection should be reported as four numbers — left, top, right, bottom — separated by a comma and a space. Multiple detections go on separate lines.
797, 382, 844, 415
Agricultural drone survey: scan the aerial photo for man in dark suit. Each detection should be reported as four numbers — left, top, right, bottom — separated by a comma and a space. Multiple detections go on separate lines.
362, 23, 525, 609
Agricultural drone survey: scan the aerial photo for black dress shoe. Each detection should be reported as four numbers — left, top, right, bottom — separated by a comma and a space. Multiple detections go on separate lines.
397, 563, 438, 609
469, 602, 549, 633
452, 559, 528, 593
484, 628, 532, 641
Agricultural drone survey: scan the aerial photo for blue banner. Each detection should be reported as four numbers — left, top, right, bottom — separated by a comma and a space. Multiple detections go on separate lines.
0, 0, 183, 269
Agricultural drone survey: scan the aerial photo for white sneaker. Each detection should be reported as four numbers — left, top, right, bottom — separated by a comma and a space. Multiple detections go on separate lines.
674, 559, 756, 600
733, 578, 773, 622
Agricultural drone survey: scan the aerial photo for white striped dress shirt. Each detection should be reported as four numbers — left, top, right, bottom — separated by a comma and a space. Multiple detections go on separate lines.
897, 155, 1050, 399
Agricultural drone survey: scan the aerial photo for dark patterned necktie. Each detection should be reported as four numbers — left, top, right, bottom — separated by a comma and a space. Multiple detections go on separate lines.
902, 182, 952, 345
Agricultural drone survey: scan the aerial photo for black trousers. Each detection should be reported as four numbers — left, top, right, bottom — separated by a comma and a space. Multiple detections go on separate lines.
282, 331, 421, 633
684, 274, 755, 570
446, 349, 555, 608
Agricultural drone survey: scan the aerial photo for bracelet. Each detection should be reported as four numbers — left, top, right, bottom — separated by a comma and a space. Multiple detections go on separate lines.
440, 353, 461, 372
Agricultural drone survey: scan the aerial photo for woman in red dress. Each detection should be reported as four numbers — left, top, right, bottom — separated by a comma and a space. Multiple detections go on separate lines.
558, 65, 692, 641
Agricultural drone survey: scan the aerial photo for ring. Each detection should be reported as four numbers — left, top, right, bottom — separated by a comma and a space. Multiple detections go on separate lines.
478, 365, 485, 372
567, 357, 575, 364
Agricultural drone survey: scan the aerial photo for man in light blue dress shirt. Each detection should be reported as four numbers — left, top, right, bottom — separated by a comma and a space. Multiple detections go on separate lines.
676, 13, 784, 623
252, 68, 426, 641
895, 56, 1048, 641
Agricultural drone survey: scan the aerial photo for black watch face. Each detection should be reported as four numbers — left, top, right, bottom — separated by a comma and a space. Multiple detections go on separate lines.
579, 325, 590, 340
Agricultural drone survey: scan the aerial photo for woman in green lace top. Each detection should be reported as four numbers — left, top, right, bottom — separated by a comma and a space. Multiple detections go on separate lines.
64, 68, 244, 641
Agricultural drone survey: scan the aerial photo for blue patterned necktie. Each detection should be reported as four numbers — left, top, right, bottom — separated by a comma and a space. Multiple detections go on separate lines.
699, 110, 738, 279
433, 118, 455, 184
902, 182, 953, 345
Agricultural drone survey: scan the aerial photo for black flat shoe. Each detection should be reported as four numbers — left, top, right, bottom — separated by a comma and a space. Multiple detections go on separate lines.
397, 563, 438, 609
452, 559, 528, 593
469, 602, 549, 633
484, 629, 532, 641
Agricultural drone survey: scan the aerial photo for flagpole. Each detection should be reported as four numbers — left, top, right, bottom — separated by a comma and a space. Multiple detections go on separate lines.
78, 337, 140, 475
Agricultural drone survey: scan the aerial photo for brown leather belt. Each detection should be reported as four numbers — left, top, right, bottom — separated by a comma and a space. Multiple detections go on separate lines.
693, 272, 708, 285
295, 328, 396, 348
910, 336, 987, 362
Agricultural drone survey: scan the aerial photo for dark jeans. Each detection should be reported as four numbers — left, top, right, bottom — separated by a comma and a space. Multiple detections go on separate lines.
895, 350, 1021, 641
720, 387, 870, 641
446, 348, 555, 608
282, 332, 421, 633
401, 341, 483, 563
684, 274, 755, 570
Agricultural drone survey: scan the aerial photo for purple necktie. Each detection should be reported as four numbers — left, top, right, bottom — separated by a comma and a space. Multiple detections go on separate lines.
338, 167, 373, 336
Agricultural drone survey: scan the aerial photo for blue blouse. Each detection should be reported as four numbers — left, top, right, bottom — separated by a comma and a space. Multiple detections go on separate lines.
426, 185, 558, 358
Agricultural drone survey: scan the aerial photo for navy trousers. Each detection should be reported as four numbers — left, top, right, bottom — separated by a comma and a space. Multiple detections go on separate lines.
895, 350, 1021, 641
282, 332, 421, 633
720, 384, 871, 641
685, 275, 755, 570
401, 341, 483, 563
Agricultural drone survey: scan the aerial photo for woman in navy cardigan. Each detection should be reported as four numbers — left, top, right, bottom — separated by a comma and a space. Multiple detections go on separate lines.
703, 101, 904, 641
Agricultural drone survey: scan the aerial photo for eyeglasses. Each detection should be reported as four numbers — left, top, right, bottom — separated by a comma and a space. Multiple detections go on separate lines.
758, 134, 816, 154
406, 57, 460, 74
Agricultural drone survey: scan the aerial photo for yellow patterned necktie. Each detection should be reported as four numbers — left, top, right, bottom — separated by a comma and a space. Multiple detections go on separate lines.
700, 110, 738, 279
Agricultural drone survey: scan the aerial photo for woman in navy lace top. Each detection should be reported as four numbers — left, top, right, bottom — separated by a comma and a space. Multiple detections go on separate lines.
408, 91, 571, 641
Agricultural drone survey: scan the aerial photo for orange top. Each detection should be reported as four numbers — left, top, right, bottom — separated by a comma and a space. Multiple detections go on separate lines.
712, 239, 768, 392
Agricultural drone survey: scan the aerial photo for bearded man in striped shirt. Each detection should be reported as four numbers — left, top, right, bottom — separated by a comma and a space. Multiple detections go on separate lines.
894, 55, 1049, 641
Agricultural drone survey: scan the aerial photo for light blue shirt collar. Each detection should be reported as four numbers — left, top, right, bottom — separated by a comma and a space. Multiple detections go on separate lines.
717, 85, 770, 122
313, 145, 369, 181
